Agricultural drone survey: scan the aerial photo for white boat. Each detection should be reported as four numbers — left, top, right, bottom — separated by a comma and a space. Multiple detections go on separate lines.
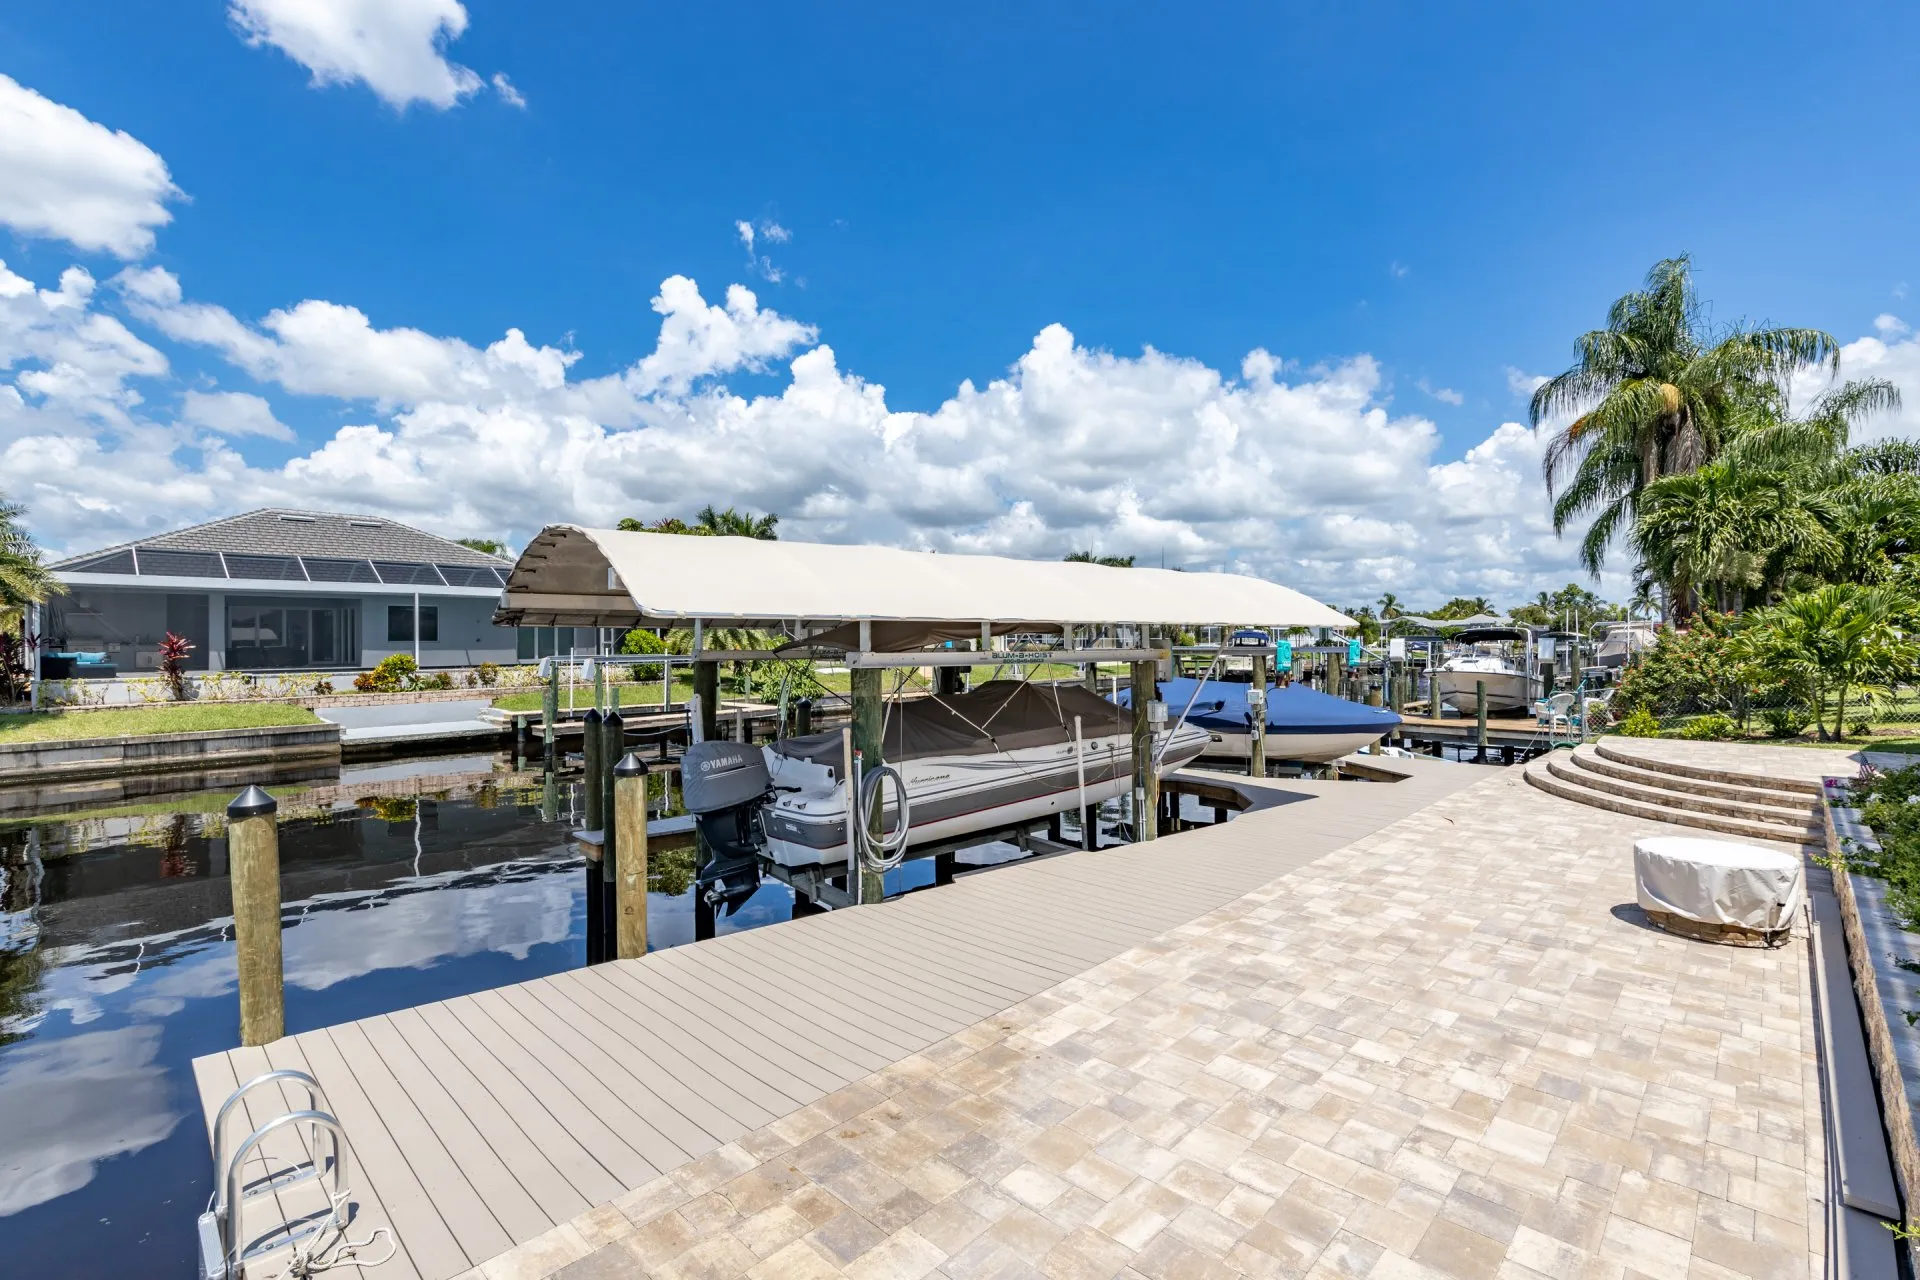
1431, 627, 1537, 713
1594, 621, 1657, 669
682, 681, 1210, 875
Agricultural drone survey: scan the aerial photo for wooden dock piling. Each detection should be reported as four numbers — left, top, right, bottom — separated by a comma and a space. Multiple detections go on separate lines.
613, 753, 649, 959
227, 786, 284, 1047
1475, 680, 1489, 762
541, 665, 558, 772
1130, 659, 1158, 843
1249, 651, 1268, 779
582, 708, 604, 833
692, 662, 718, 744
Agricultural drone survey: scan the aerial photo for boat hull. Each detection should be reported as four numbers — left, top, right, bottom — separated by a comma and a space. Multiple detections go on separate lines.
1196, 728, 1390, 764
1433, 669, 1533, 713
759, 725, 1207, 869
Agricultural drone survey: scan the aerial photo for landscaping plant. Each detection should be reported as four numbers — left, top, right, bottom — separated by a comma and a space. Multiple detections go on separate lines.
354, 653, 420, 693
158, 631, 194, 701
1845, 763, 1920, 930
1615, 706, 1661, 738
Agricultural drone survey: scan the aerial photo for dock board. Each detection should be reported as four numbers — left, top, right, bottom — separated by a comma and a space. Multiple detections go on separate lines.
194, 757, 1485, 1279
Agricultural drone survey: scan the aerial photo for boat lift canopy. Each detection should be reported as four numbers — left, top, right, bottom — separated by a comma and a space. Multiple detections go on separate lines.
493, 526, 1353, 653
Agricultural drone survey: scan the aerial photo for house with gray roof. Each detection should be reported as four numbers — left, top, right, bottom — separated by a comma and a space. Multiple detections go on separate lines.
43, 509, 603, 677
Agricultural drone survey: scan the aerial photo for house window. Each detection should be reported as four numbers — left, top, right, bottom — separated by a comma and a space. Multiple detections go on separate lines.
227, 598, 357, 669
388, 605, 438, 643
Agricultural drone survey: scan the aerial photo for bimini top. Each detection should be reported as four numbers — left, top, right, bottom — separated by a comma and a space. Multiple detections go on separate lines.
1123, 677, 1403, 735
493, 525, 1354, 631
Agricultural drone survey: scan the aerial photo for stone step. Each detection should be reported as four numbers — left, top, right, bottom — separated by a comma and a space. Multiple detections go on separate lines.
1550, 752, 1821, 828
1567, 744, 1815, 809
1523, 754, 1822, 847
1593, 738, 1823, 796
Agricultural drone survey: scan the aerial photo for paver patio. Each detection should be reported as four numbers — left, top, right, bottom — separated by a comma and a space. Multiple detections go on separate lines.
465, 763, 1823, 1280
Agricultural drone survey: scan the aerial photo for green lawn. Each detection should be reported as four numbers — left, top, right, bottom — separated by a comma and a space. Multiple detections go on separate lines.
0, 703, 322, 744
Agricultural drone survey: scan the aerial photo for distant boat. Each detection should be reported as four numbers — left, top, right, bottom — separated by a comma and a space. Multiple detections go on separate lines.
1432, 626, 1535, 712
1594, 621, 1657, 670
1122, 677, 1401, 763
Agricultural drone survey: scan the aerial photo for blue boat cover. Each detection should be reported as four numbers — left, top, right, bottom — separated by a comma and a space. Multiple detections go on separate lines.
1117, 677, 1402, 736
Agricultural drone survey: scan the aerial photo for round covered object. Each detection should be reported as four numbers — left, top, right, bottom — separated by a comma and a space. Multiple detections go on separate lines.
1634, 836, 1804, 943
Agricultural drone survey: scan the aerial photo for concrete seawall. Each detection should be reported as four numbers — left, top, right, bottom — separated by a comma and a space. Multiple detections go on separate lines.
0, 722, 343, 792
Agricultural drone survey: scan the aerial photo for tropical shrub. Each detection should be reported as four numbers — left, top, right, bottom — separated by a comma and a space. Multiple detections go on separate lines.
1845, 764, 1920, 929
621, 628, 667, 654
354, 653, 419, 693
1678, 713, 1737, 741
158, 631, 195, 701
474, 661, 500, 686
1615, 706, 1661, 738
1613, 611, 1755, 718
312, 677, 334, 696
1731, 583, 1920, 740
421, 671, 455, 690
1761, 704, 1811, 739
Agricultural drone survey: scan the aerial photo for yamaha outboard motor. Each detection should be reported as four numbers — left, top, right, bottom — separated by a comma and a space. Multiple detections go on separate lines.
679, 741, 768, 913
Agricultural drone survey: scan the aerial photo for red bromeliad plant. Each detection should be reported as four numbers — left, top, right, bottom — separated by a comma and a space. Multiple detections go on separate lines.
158, 631, 195, 701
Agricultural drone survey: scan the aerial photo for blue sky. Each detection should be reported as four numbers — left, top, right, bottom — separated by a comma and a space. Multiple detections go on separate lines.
2, 2, 1917, 605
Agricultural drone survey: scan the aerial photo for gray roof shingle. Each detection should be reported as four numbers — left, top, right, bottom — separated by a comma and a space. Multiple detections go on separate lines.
51, 508, 510, 570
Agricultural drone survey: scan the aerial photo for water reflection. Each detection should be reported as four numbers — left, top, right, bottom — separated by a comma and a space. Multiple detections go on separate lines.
0, 756, 1107, 1275
0, 1025, 179, 1217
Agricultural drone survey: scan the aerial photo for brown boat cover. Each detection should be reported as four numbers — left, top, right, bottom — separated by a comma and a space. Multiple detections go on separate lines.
770, 680, 1129, 768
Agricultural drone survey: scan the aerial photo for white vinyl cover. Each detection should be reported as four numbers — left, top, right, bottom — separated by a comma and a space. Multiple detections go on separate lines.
495, 525, 1356, 629
1634, 835, 1805, 931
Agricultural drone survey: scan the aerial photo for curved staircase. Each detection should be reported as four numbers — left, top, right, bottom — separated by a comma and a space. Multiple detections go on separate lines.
1523, 738, 1824, 846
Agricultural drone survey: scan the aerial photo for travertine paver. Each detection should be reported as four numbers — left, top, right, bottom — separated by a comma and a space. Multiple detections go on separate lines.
1602, 736, 1871, 787
470, 766, 1824, 1279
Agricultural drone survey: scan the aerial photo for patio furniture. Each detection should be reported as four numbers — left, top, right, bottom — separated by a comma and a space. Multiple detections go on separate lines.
1634, 835, 1803, 947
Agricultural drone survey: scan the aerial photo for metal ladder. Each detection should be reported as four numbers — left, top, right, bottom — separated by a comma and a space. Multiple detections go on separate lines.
198, 1069, 351, 1280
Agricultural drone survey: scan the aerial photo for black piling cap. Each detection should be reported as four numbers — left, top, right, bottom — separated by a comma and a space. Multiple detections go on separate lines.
584, 708, 602, 725
604, 709, 623, 729
227, 785, 278, 819
614, 752, 648, 777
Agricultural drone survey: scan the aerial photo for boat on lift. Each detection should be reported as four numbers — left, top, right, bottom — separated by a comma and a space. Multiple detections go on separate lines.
1123, 677, 1401, 763
1431, 626, 1536, 713
679, 680, 1210, 880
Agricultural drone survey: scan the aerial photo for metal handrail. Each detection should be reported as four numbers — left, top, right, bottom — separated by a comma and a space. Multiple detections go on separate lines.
200, 1070, 350, 1280
210, 1069, 334, 1221
221, 1110, 350, 1272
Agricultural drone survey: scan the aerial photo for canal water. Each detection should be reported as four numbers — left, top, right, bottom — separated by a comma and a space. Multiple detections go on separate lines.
0, 753, 979, 1279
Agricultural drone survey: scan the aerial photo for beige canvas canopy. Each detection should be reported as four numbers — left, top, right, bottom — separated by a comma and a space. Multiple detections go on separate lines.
493, 524, 1353, 632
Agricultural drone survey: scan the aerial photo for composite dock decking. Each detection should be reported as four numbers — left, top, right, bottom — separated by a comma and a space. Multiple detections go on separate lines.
191, 758, 1485, 1279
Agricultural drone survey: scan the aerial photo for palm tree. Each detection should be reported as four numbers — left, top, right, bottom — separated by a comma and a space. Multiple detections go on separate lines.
1733, 583, 1919, 740
695, 505, 779, 539
1631, 462, 1836, 614
1817, 474, 1920, 587
1376, 592, 1402, 618
617, 507, 780, 539
1534, 256, 1840, 574
0, 494, 60, 629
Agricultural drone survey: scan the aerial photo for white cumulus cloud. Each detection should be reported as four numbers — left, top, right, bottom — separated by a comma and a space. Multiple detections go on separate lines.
8, 253, 1919, 610
0, 75, 182, 258
229, 0, 499, 110
180, 389, 295, 441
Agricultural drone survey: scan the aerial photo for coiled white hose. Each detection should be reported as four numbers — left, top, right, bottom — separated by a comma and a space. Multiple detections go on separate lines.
856, 763, 912, 870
